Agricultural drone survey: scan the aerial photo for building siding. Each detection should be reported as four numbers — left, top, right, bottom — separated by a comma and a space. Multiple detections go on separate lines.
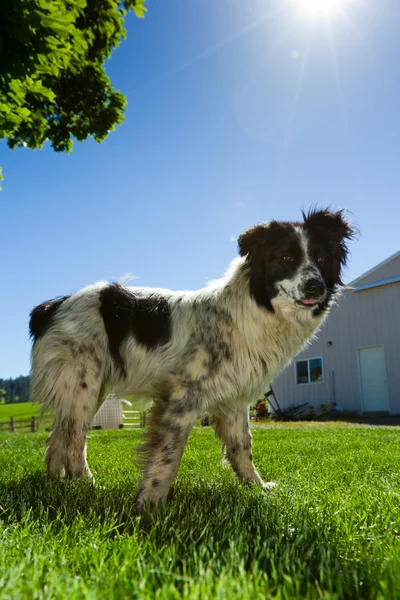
272, 281, 400, 414
352, 254, 400, 286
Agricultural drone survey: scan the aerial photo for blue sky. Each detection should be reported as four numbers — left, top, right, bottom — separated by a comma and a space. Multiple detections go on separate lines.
1, 0, 400, 378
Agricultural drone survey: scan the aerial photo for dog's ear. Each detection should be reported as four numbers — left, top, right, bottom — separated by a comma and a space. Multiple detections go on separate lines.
303, 208, 357, 242
238, 224, 269, 257
238, 221, 289, 257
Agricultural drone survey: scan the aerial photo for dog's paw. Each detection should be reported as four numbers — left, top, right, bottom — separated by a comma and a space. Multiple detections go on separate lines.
47, 465, 66, 479
261, 481, 278, 491
47, 460, 95, 482
135, 495, 165, 520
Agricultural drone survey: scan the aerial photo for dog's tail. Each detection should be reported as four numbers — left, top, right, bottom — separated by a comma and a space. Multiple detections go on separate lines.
29, 296, 70, 344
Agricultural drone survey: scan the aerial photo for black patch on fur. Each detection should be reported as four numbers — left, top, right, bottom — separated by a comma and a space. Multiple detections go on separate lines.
29, 296, 70, 343
61, 416, 78, 442
238, 208, 355, 313
303, 208, 355, 289
152, 479, 160, 488
99, 284, 172, 376
239, 222, 304, 311
303, 208, 356, 314
172, 403, 185, 416
161, 443, 174, 465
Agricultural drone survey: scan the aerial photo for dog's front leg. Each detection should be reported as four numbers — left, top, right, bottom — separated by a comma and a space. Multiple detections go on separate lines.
136, 397, 199, 511
212, 406, 276, 490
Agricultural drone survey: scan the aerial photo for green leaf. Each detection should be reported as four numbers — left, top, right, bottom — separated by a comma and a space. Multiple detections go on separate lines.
0, 0, 147, 158
132, 0, 147, 18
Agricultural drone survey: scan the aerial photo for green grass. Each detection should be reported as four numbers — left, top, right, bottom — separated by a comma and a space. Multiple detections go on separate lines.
0, 402, 52, 432
1, 424, 400, 599
0, 402, 41, 420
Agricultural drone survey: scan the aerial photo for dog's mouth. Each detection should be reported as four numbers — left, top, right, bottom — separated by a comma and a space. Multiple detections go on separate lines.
277, 285, 324, 309
296, 298, 319, 307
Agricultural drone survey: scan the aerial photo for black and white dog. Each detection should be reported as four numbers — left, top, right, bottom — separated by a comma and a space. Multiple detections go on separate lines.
30, 208, 354, 508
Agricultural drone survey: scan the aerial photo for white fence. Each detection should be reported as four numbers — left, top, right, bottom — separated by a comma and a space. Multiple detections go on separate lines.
123, 409, 147, 429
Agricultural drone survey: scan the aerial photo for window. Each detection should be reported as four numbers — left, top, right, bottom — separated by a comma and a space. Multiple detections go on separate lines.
295, 357, 324, 385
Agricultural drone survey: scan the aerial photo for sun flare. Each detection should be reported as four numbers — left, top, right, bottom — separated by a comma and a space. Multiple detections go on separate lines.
292, 0, 350, 20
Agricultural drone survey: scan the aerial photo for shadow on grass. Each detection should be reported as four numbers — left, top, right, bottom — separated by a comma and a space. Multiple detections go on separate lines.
1, 472, 389, 599
0, 471, 140, 531
0, 471, 277, 538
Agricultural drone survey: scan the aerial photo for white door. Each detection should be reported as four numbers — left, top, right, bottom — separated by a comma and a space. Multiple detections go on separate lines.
358, 346, 389, 412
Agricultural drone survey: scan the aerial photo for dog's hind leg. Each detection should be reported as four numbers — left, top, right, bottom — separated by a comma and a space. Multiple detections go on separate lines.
211, 406, 276, 490
46, 373, 105, 480
32, 340, 105, 480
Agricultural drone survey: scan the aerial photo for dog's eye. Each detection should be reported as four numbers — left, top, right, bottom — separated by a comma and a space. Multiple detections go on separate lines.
317, 256, 326, 264
283, 255, 295, 263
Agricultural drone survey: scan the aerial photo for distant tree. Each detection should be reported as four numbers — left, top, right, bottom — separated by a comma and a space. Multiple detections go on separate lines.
0, 389, 6, 405
0, 0, 146, 186
0, 376, 30, 404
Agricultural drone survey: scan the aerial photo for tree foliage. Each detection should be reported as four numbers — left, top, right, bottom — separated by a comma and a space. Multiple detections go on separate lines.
0, 0, 146, 183
0, 376, 30, 404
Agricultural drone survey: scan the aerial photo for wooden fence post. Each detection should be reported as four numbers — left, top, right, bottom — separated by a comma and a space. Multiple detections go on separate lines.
10, 417, 15, 432
31, 417, 37, 433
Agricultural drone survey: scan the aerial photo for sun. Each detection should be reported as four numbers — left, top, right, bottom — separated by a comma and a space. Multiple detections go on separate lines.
292, 0, 350, 20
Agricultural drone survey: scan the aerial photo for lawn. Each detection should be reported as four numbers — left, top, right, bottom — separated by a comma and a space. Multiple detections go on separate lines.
1, 424, 400, 599
0, 402, 51, 433
0, 402, 41, 420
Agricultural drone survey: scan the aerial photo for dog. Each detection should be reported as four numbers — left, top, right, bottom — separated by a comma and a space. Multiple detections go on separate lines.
29, 208, 354, 508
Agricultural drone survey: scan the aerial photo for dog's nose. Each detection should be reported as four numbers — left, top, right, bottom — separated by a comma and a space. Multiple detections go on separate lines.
304, 279, 326, 298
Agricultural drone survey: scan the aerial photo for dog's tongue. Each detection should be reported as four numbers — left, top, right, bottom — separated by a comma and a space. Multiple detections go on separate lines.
301, 299, 317, 305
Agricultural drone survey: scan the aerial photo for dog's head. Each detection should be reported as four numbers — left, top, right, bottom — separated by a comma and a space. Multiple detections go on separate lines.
238, 208, 356, 315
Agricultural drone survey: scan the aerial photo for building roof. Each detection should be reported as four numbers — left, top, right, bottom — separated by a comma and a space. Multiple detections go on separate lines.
353, 276, 400, 292
348, 250, 400, 287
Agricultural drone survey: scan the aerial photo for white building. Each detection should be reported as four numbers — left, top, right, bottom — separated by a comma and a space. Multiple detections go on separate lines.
92, 394, 124, 429
272, 251, 400, 415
